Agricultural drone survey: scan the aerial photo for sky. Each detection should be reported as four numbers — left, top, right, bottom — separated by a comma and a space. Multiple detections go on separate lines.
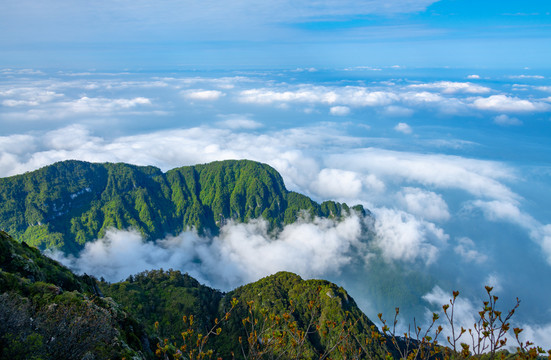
1, 0, 550, 69
2, 0, 551, 350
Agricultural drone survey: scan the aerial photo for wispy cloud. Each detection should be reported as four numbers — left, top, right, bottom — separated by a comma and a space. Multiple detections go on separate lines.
409, 81, 491, 94
394, 122, 413, 134
239, 86, 399, 107
493, 114, 522, 126
1, 96, 153, 121
182, 89, 225, 101
472, 95, 551, 113
325, 149, 518, 203
508, 75, 545, 80
397, 187, 450, 222
49, 213, 370, 289
371, 208, 448, 264
467, 200, 551, 264
454, 237, 487, 264
215, 114, 263, 129
330, 106, 351, 116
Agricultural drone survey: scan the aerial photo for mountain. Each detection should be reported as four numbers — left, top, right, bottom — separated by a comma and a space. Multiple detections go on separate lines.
0, 230, 152, 360
100, 269, 392, 359
0, 160, 366, 253
1, 228, 392, 359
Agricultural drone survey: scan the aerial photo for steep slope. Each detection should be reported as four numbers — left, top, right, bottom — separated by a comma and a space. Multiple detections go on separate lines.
1, 227, 392, 359
0, 230, 153, 360
101, 270, 391, 359
217, 272, 390, 359
0, 159, 365, 253
99, 269, 223, 342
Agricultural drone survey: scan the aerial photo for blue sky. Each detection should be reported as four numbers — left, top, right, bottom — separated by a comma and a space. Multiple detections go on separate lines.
1, 0, 550, 69
2, 0, 551, 349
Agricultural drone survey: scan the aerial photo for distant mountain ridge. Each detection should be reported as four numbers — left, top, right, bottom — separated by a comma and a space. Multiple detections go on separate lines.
0, 159, 366, 253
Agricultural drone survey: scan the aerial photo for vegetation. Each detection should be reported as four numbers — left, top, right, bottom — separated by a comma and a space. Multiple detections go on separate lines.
0, 160, 363, 253
0, 230, 153, 360
1, 159, 549, 359
1, 229, 550, 359
99, 269, 223, 340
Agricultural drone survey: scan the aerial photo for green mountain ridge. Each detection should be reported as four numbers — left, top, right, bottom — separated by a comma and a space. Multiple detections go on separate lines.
0, 229, 392, 359
0, 159, 366, 254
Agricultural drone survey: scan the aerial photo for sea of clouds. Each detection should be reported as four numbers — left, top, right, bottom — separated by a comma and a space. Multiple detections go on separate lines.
2, 68, 551, 347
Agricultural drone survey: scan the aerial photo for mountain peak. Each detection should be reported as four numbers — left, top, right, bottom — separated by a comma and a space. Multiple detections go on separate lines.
0, 159, 364, 253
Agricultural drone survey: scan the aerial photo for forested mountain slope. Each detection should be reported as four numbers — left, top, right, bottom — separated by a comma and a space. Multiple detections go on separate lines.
100, 270, 392, 359
0, 160, 365, 253
1, 228, 391, 359
0, 230, 152, 360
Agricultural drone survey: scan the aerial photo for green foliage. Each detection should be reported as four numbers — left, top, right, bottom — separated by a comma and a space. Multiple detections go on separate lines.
100, 269, 223, 339
215, 272, 390, 359
2, 229, 551, 359
0, 230, 93, 293
0, 160, 361, 254
109, 270, 391, 359
0, 231, 153, 360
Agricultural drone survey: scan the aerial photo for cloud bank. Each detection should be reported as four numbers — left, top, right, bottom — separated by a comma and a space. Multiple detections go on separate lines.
3, 69, 551, 348
50, 214, 371, 289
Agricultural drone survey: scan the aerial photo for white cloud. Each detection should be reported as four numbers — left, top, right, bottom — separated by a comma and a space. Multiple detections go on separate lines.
400, 91, 444, 103
79, 96, 151, 110
0, 123, 520, 219
182, 89, 224, 101
532, 224, 551, 264
494, 114, 522, 126
312, 168, 363, 199
292, 67, 317, 72
472, 95, 551, 112
1, 95, 153, 121
422, 286, 479, 344
330, 106, 351, 116
371, 208, 448, 264
239, 86, 398, 107
326, 149, 518, 203
363, 174, 386, 193
394, 122, 412, 134
454, 237, 487, 264
470, 200, 532, 226
409, 81, 491, 94
0, 87, 64, 106
399, 91, 469, 114
484, 273, 502, 292
520, 323, 551, 350
0, 68, 45, 75
508, 75, 545, 79
397, 187, 450, 221
49, 214, 369, 289
423, 286, 551, 349
42, 124, 103, 150
382, 105, 414, 117
467, 74, 481, 79
216, 115, 263, 129
469, 200, 551, 264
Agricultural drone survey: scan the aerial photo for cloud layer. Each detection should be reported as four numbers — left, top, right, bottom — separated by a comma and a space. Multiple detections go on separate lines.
51, 214, 371, 289
3, 69, 551, 348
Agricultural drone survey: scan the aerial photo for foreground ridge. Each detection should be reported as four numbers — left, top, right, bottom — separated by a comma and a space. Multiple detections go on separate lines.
1, 229, 391, 359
